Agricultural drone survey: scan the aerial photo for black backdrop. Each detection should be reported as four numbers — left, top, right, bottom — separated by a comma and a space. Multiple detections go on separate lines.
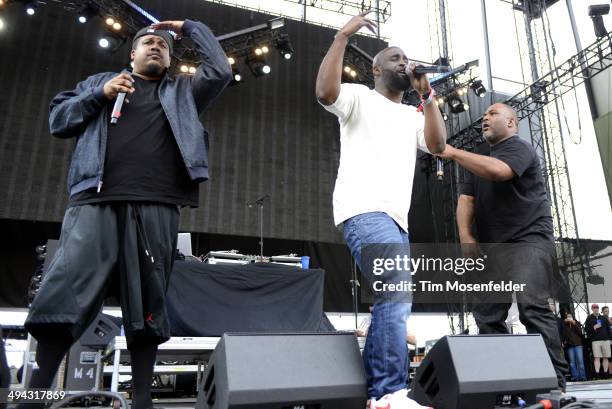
0, 1, 446, 312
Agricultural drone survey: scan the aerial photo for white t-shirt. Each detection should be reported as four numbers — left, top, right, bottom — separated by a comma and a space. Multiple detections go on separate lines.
321, 83, 429, 231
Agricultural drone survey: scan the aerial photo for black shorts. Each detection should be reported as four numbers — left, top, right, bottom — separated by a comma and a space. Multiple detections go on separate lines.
25, 202, 179, 346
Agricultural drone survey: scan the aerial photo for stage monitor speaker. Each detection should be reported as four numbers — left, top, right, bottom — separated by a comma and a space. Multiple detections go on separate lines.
79, 313, 121, 349
196, 332, 366, 409
64, 313, 121, 391
410, 334, 558, 409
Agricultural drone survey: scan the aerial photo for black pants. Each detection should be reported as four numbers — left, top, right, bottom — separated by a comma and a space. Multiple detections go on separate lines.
25, 202, 179, 346
471, 243, 569, 389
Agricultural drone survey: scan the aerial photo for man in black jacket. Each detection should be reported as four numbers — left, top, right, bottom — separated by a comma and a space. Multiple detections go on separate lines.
585, 304, 611, 378
21, 20, 231, 409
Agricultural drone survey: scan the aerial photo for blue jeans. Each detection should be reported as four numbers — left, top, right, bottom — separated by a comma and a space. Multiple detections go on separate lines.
342, 212, 411, 399
566, 345, 586, 381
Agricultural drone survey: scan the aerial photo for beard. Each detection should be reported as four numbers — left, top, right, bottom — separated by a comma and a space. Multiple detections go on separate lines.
383, 70, 412, 92
140, 61, 166, 77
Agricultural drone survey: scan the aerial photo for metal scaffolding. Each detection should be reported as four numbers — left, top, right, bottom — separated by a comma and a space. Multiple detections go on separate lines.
447, 1, 612, 316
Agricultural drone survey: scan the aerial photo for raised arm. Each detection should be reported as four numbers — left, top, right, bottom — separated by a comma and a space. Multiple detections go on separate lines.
151, 20, 232, 113
315, 11, 377, 106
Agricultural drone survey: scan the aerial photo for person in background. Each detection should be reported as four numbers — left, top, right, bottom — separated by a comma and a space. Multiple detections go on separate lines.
584, 304, 611, 379
562, 313, 587, 382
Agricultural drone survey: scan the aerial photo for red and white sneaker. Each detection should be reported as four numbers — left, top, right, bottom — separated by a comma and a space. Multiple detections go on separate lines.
368, 389, 433, 409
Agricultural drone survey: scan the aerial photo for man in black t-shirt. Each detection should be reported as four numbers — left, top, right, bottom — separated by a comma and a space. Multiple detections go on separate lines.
436, 103, 569, 389
22, 20, 231, 409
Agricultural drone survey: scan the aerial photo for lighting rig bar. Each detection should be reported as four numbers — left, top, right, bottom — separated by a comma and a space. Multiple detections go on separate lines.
448, 29, 612, 150
217, 18, 287, 60
286, 0, 391, 22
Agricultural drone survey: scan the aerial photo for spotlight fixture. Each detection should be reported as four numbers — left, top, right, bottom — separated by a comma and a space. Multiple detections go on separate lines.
588, 4, 610, 38
267, 17, 285, 30
98, 34, 123, 52
248, 48, 271, 77
112, 22, 122, 31
247, 60, 271, 77
470, 80, 487, 98
344, 66, 351, 73
448, 95, 468, 114
0, 17, 4, 31
228, 56, 236, 65
25, 2, 36, 15
231, 66, 242, 84
105, 17, 114, 26
442, 112, 449, 121
277, 34, 294, 60
77, 5, 95, 24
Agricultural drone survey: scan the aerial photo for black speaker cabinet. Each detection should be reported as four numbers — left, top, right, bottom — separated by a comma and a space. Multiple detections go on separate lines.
410, 334, 558, 409
196, 332, 367, 409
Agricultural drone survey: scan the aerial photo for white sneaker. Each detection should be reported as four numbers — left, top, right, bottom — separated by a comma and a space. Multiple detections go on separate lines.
371, 388, 433, 409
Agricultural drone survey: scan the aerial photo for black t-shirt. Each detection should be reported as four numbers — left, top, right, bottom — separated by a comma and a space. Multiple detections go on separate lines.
460, 135, 554, 244
70, 76, 198, 207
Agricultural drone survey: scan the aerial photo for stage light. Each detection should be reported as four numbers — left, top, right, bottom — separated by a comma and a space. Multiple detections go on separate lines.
113, 22, 122, 31
588, 4, 610, 38
0, 18, 4, 31
261, 45, 269, 54
25, 3, 36, 15
78, 15, 87, 23
98, 35, 123, 52
470, 80, 487, 98
437, 97, 445, 105
228, 56, 235, 65
234, 73, 242, 82
188, 66, 196, 74
442, 112, 449, 121
180, 64, 189, 73
449, 95, 468, 114
248, 48, 271, 77
105, 17, 114, 26
0, 0, 5, 6
267, 17, 285, 30
277, 34, 294, 60
77, 5, 95, 24
344, 66, 351, 73
350, 70, 357, 78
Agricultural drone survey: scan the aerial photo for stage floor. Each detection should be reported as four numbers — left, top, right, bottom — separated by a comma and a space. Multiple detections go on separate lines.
567, 380, 612, 404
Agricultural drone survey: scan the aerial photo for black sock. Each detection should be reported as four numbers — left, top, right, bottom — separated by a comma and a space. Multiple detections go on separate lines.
129, 341, 158, 409
17, 333, 72, 409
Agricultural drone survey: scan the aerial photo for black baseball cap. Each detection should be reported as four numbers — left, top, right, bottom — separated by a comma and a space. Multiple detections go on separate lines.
132, 26, 173, 53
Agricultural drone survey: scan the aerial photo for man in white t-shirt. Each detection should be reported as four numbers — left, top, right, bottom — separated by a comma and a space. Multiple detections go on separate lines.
316, 11, 446, 409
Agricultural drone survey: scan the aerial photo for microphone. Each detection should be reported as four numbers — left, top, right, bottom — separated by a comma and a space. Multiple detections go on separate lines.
247, 194, 270, 207
409, 65, 452, 75
436, 158, 444, 181
110, 92, 126, 125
